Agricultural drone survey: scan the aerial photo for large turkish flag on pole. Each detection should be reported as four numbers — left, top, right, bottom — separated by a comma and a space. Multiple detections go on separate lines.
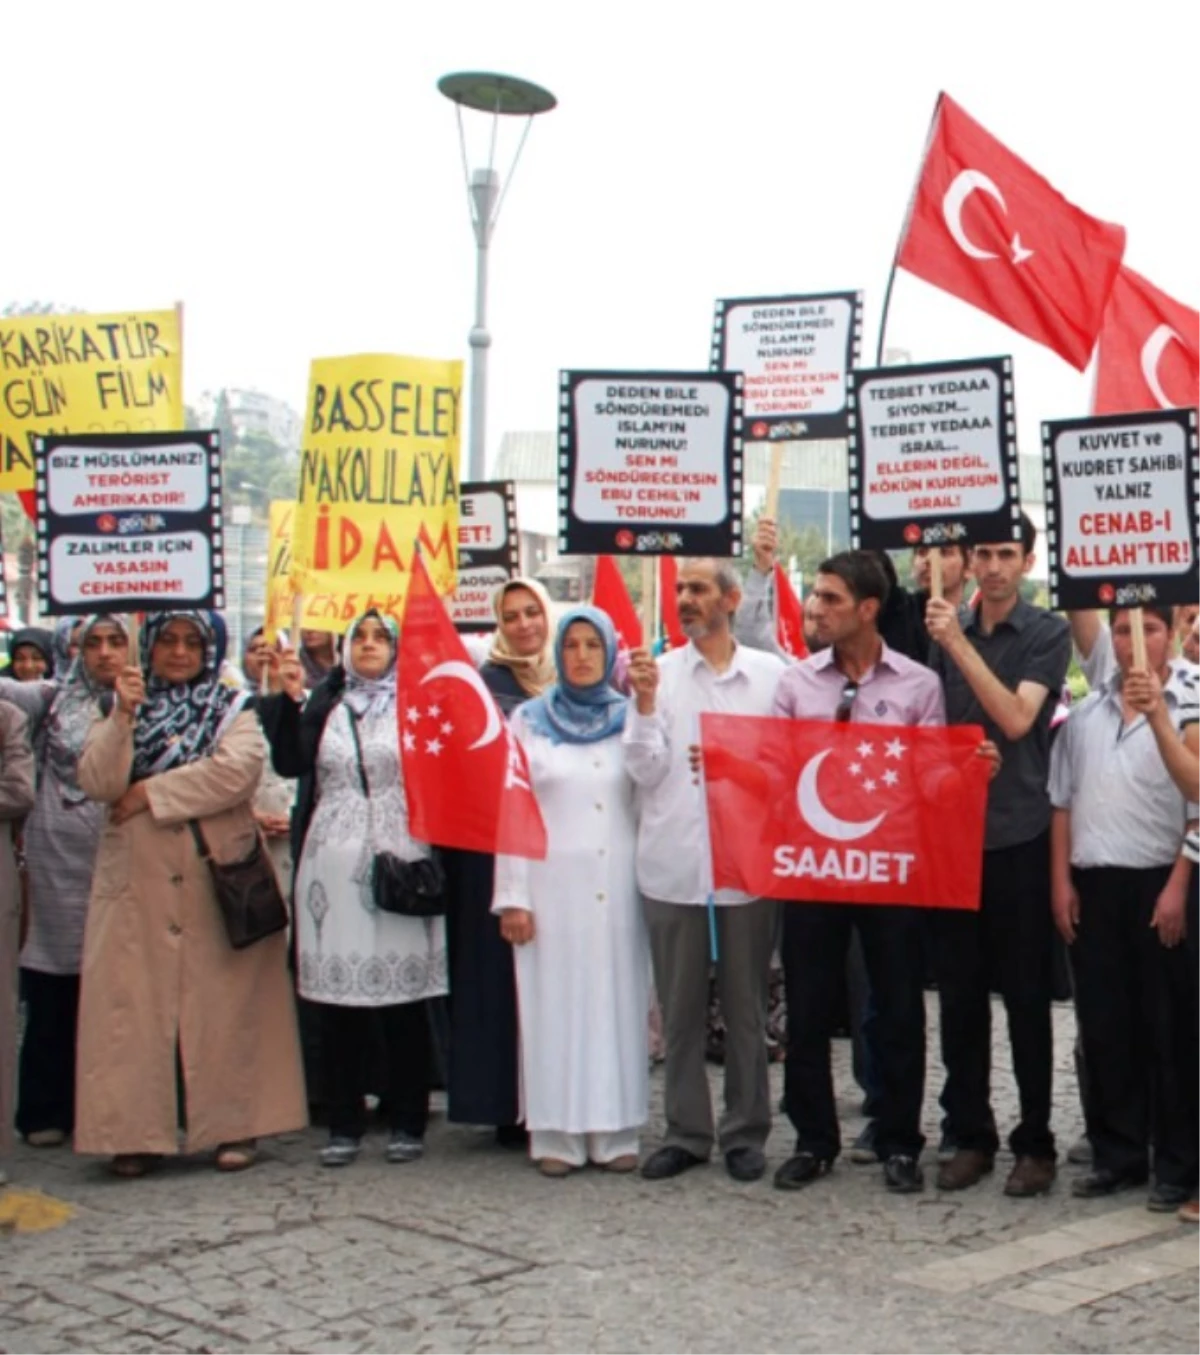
592, 555, 642, 651
1093, 267, 1199, 414
399, 551, 547, 858
701, 714, 988, 908
659, 555, 687, 651
773, 563, 808, 660
896, 93, 1125, 371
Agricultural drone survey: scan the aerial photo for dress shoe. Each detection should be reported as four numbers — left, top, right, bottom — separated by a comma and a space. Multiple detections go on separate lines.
773, 1151, 833, 1191
1070, 1166, 1147, 1199
848, 1122, 878, 1165
1146, 1181, 1191, 1212
1004, 1156, 1056, 1197
936, 1149, 994, 1191
724, 1147, 766, 1182
883, 1154, 925, 1193
640, 1145, 705, 1180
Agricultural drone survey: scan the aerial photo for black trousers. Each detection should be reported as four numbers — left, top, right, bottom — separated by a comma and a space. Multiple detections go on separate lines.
16, 969, 79, 1137
933, 832, 1055, 1159
321, 1000, 432, 1140
1072, 865, 1199, 1189
782, 903, 926, 1161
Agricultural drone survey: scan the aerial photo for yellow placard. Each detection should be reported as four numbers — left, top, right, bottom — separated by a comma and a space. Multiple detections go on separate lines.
0, 307, 183, 493
291, 353, 461, 634
264, 500, 297, 643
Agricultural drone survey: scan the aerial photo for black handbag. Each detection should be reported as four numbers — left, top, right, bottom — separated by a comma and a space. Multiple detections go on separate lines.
346, 707, 446, 918
188, 820, 289, 949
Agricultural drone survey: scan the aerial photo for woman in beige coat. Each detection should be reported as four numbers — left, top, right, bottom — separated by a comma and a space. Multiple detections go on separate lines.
75, 611, 307, 1177
0, 701, 36, 1185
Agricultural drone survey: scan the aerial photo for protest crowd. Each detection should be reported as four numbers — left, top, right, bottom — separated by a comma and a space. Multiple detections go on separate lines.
0, 521, 1196, 1226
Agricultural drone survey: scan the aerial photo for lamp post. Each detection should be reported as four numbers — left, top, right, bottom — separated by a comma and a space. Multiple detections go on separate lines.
438, 71, 557, 483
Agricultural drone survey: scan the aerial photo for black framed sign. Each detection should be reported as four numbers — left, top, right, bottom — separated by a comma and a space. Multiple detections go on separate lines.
847, 356, 1020, 551
711, 291, 863, 441
558, 370, 744, 557
1043, 407, 1199, 610
35, 430, 225, 615
450, 479, 519, 632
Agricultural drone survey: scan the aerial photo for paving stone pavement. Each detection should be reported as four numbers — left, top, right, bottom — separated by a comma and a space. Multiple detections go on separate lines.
1, 998, 1196, 1354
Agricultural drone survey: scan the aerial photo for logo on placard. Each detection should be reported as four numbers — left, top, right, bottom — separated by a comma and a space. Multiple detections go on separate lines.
615, 529, 635, 549
97, 514, 118, 533
943, 170, 1034, 267
903, 523, 922, 545
751, 420, 770, 439
1096, 583, 1115, 605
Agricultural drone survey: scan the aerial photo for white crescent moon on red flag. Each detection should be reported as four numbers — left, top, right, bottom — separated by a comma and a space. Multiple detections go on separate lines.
942, 170, 1006, 261
796, 750, 887, 842
1141, 324, 1184, 409
420, 661, 502, 749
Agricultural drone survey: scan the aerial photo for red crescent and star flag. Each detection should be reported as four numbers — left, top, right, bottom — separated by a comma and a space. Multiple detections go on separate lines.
398, 551, 547, 859
1092, 266, 1200, 415
701, 715, 988, 908
591, 554, 642, 651
896, 93, 1126, 372
773, 563, 808, 660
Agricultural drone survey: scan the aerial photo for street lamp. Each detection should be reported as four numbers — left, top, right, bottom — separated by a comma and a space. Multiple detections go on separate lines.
438, 70, 557, 482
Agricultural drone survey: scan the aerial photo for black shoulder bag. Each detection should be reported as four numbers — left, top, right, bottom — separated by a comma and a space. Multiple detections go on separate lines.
188, 819, 289, 950
346, 708, 446, 917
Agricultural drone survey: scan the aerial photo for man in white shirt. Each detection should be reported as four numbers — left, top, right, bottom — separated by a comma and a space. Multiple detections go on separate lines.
625, 558, 786, 1183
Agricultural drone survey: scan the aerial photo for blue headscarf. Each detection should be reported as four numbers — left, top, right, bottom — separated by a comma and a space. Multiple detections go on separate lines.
522, 606, 628, 746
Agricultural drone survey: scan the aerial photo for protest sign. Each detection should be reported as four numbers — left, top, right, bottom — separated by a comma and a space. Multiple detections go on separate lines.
291, 353, 462, 634
263, 500, 297, 642
1042, 407, 1199, 610
711, 292, 863, 441
847, 356, 1020, 551
35, 431, 224, 615
450, 480, 518, 632
0, 308, 184, 496
558, 370, 743, 557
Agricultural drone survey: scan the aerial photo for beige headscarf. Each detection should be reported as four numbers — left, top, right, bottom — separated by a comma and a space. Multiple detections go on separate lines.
487, 576, 557, 697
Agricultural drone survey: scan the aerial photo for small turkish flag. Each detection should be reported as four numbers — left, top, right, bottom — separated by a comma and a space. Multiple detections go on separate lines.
592, 555, 642, 651
658, 556, 687, 651
773, 563, 808, 660
1093, 267, 1199, 415
701, 715, 987, 908
896, 93, 1125, 371
398, 551, 547, 859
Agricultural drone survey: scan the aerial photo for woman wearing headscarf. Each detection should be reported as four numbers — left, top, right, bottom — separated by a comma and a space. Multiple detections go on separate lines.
444, 576, 555, 1144
261, 611, 446, 1168
0, 615, 130, 1146
74, 611, 307, 1177
0, 702, 35, 1187
493, 606, 648, 1177
8, 627, 57, 681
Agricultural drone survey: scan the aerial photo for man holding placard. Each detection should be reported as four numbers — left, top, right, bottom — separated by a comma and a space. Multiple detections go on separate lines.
924, 514, 1071, 1197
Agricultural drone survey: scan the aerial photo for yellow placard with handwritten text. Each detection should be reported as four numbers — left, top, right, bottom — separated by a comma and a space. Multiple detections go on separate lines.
0, 308, 183, 493
291, 353, 461, 634
264, 500, 297, 643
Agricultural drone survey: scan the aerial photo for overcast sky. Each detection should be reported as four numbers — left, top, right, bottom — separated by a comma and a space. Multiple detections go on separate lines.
7, 0, 1196, 470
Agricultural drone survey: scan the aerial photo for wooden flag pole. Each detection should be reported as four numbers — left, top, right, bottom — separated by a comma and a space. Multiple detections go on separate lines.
641, 556, 656, 651
765, 445, 783, 522
127, 613, 141, 669
291, 595, 304, 644
929, 548, 944, 601
1131, 606, 1147, 671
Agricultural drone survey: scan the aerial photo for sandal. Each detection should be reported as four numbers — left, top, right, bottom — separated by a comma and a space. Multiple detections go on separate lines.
110, 1153, 160, 1179
215, 1139, 257, 1172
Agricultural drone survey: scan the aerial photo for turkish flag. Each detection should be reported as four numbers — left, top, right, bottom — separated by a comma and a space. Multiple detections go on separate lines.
398, 551, 547, 858
658, 555, 687, 651
896, 93, 1125, 371
592, 555, 642, 651
701, 715, 988, 908
1093, 267, 1199, 414
773, 563, 808, 659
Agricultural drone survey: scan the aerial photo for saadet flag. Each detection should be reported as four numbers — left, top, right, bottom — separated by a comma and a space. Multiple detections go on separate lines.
773, 563, 808, 659
896, 93, 1125, 371
592, 555, 642, 650
701, 714, 989, 908
1093, 267, 1199, 414
399, 551, 547, 858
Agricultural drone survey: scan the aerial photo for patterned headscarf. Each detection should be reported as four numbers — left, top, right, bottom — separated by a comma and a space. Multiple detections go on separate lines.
486, 577, 557, 697
342, 611, 399, 719
522, 607, 628, 746
40, 614, 129, 804
131, 611, 248, 782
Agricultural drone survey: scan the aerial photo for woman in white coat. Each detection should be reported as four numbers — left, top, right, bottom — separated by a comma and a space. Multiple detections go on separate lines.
494, 607, 648, 1177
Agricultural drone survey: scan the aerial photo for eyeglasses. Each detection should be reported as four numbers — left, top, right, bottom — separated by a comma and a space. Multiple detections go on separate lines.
835, 680, 859, 723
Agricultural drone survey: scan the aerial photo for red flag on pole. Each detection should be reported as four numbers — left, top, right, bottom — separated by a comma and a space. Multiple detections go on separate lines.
658, 556, 686, 651
896, 93, 1125, 371
1093, 266, 1199, 414
592, 555, 642, 651
773, 563, 808, 659
398, 551, 547, 858
700, 714, 988, 908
